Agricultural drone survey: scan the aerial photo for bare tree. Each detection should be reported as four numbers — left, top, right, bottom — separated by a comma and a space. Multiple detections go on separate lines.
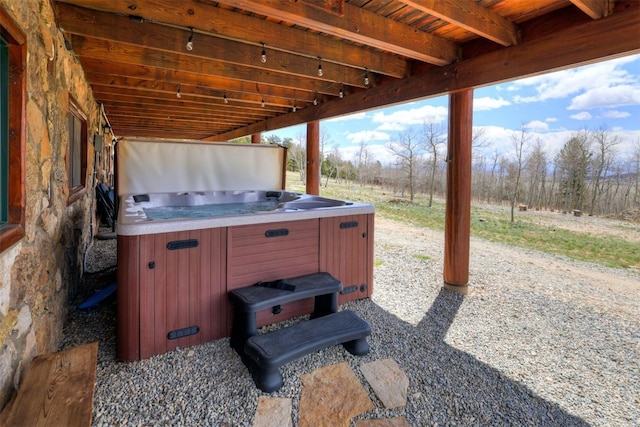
319, 127, 331, 183
422, 121, 446, 207
588, 126, 620, 216
386, 128, 425, 202
290, 131, 307, 182
355, 141, 373, 187
508, 125, 531, 222
525, 139, 548, 210
633, 139, 640, 208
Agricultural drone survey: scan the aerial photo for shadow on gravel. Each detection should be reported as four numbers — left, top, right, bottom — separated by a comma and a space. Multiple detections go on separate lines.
60, 272, 590, 425
352, 288, 589, 426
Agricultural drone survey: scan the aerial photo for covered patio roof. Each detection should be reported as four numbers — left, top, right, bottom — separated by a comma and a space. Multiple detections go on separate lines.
54, 0, 639, 141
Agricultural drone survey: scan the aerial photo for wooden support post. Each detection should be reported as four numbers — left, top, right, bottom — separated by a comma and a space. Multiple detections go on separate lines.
443, 89, 473, 294
251, 132, 261, 144
306, 120, 320, 195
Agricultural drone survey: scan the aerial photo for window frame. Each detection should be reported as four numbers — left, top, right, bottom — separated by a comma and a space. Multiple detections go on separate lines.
67, 97, 88, 204
0, 7, 26, 253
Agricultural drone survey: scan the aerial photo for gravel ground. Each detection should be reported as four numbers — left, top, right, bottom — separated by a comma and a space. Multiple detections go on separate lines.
61, 217, 640, 426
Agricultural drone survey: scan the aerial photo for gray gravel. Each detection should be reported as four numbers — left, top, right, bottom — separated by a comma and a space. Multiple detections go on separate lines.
61, 218, 640, 426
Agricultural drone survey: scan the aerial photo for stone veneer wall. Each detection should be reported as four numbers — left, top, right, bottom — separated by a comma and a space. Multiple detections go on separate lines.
0, 0, 102, 409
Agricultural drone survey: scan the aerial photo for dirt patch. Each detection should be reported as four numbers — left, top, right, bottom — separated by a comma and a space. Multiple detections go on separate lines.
474, 202, 640, 243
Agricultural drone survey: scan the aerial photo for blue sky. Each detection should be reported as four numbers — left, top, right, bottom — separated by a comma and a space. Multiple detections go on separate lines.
265, 54, 640, 164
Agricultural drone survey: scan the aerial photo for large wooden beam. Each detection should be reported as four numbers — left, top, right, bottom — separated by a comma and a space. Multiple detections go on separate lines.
57, 3, 368, 89
398, 0, 519, 46
443, 90, 473, 292
82, 65, 316, 104
55, 0, 408, 78
208, 2, 639, 141
306, 121, 320, 195
222, 0, 459, 65
69, 35, 342, 96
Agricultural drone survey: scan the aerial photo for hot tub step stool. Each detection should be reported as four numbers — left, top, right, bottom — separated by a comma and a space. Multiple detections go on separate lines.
228, 272, 343, 352
228, 272, 371, 392
245, 309, 370, 392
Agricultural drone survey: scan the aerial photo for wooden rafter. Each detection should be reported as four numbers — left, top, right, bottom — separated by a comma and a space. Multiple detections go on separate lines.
69, 35, 343, 96
51, 0, 639, 140
218, 0, 459, 65
207, 3, 640, 141
57, 3, 369, 89
397, 0, 519, 46
55, 0, 408, 78
570, 0, 611, 19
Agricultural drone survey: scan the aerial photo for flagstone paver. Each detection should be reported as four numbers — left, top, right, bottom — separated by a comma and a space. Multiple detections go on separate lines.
360, 359, 409, 409
253, 396, 292, 427
298, 362, 374, 427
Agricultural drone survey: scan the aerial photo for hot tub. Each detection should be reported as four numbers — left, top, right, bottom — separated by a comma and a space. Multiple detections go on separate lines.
116, 189, 375, 361
117, 190, 372, 235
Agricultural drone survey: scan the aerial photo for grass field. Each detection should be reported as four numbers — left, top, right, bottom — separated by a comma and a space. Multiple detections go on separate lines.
285, 172, 640, 270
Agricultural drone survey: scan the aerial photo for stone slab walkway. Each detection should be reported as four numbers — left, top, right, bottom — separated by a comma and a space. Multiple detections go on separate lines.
253, 359, 410, 426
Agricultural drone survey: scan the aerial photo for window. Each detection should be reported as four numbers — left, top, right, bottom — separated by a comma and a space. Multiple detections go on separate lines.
0, 8, 26, 253
67, 98, 87, 204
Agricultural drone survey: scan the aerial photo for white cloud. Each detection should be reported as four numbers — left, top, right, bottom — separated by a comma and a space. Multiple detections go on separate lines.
568, 85, 640, 110
326, 112, 367, 122
371, 104, 448, 131
545, 117, 558, 122
601, 110, 631, 119
524, 120, 549, 131
570, 112, 592, 120
345, 130, 390, 144
474, 96, 511, 111
511, 55, 639, 105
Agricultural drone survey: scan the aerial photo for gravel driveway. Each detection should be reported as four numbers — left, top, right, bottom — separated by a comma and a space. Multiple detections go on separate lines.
62, 216, 640, 426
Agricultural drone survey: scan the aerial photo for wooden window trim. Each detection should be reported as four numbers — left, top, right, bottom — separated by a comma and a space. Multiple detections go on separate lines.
0, 7, 26, 253
67, 97, 88, 205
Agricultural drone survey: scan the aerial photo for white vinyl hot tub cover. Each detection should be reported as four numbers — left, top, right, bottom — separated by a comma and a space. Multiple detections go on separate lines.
116, 137, 286, 195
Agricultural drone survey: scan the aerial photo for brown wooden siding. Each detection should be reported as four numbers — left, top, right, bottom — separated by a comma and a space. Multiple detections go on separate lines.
227, 219, 320, 329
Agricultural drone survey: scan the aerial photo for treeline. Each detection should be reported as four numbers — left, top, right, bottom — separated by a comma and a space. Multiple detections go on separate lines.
266, 126, 640, 220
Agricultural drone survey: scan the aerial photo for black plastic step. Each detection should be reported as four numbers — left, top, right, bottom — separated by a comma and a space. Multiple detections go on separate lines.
243, 310, 370, 392
229, 272, 342, 313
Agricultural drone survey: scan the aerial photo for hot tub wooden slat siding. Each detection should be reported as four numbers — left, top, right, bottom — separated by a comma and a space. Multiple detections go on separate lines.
227, 219, 320, 330
118, 228, 227, 361
118, 235, 141, 361
117, 214, 373, 361
319, 214, 374, 305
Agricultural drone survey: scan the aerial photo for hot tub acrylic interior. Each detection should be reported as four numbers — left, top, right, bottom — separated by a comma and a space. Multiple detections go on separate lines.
122, 190, 354, 222
116, 189, 375, 361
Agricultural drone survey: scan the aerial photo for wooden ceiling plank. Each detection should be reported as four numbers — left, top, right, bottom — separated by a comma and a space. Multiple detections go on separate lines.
96, 92, 288, 120
397, 0, 519, 46
105, 111, 249, 125
83, 68, 316, 104
91, 85, 291, 113
97, 101, 287, 120
207, 3, 640, 140
57, 3, 369, 88
107, 116, 243, 127
218, 0, 459, 65
70, 35, 344, 96
55, 0, 408, 78
569, 0, 610, 19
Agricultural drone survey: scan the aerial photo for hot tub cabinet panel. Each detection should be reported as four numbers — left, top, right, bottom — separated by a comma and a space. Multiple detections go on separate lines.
117, 228, 227, 362
320, 214, 374, 305
117, 193, 375, 361
227, 219, 321, 331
